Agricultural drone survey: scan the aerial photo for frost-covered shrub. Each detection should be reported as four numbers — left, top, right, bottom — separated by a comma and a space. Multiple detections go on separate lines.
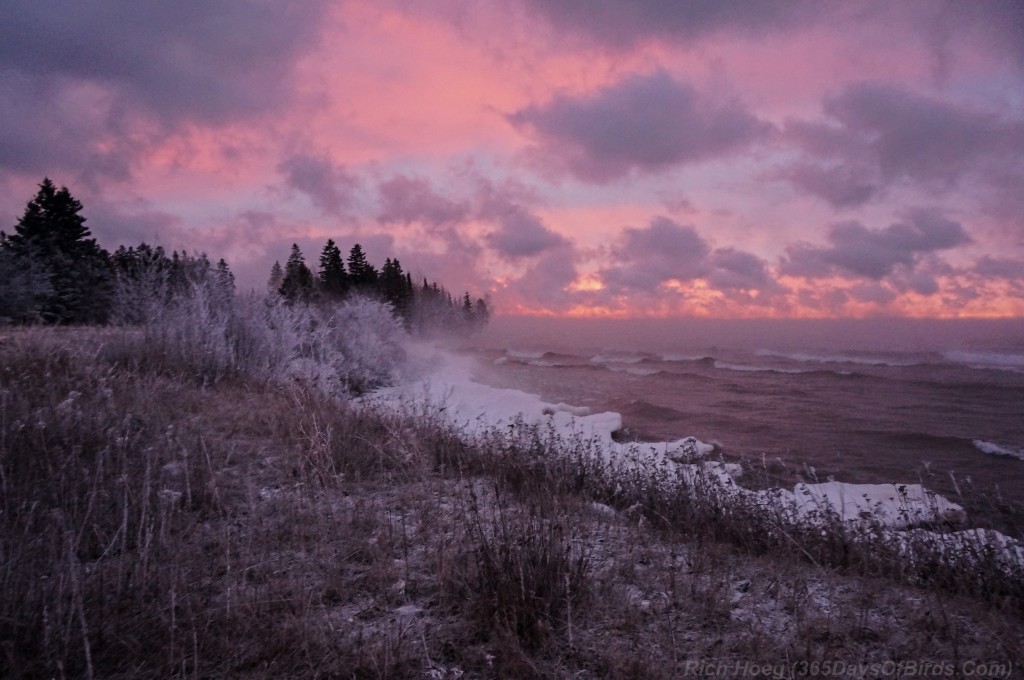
330, 297, 408, 393
108, 286, 409, 395
268, 296, 407, 394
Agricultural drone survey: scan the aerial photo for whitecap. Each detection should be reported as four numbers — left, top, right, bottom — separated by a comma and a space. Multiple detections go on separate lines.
944, 351, 1024, 373
506, 348, 546, 360
590, 353, 645, 365
713, 361, 808, 374
973, 440, 1024, 461
756, 349, 919, 367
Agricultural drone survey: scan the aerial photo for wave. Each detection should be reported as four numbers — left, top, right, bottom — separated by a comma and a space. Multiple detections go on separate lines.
502, 349, 580, 368
590, 353, 646, 365
605, 365, 662, 376
660, 353, 715, 364
973, 440, 1024, 461
505, 349, 547, 360
528, 359, 569, 368
713, 360, 817, 375
944, 351, 1024, 374
755, 349, 922, 367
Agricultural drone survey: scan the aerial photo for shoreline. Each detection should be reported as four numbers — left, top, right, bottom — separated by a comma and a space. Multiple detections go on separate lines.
381, 348, 1020, 539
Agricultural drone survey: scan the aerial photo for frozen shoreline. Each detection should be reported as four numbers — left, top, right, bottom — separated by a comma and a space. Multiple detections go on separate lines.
374, 347, 1024, 569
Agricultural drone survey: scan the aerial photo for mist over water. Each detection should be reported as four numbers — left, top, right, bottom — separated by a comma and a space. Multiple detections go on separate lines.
478, 316, 1024, 355
468, 317, 1024, 519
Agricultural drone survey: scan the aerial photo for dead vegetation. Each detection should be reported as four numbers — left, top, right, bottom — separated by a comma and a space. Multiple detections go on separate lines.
1, 327, 1021, 679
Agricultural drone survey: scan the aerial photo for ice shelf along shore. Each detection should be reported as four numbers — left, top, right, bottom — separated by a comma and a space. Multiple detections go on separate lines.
371, 349, 1023, 569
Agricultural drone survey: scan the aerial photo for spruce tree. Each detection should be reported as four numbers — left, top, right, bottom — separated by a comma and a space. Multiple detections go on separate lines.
2, 178, 112, 323
268, 261, 284, 292
318, 239, 348, 299
214, 258, 236, 308
347, 243, 377, 288
474, 298, 490, 327
0, 233, 52, 322
279, 244, 314, 303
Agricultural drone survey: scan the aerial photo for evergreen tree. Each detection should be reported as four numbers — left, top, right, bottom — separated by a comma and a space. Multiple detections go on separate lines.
347, 243, 377, 288
214, 258, 235, 308
267, 261, 284, 292
215, 258, 235, 293
318, 239, 348, 299
279, 244, 314, 303
474, 298, 490, 327
0, 233, 52, 322
2, 178, 112, 323
379, 258, 406, 308
109, 243, 172, 323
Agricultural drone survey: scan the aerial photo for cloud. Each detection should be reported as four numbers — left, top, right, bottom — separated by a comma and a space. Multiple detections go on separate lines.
377, 175, 469, 226
482, 208, 566, 260
502, 245, 580, 307
917, 0, 1024, 74
600, 217, 711, 292
0, 72, 138, 183
477, 190, 567, 260
783, 162, 880, 209
784, 83, 1024, 207
974, 256, 1024, 280
521, 0, 810, 48
707, 248, 783, 296
277, 154, 359, 215
86, 201, 185, 252
0, 1, 330, 183
0, 1, 328, 124
781, 210, 971, 280
509, 71, 771, 182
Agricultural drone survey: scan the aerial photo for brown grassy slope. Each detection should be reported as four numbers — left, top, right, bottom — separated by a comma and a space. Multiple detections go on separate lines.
0, 328, 1021, 679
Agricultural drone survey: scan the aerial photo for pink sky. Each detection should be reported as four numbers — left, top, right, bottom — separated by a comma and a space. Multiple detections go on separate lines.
2, 0, 1023, 317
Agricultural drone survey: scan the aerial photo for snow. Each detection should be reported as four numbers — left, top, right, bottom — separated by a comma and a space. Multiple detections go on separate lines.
781, 482, 966, 530
371, 347, 1021, 568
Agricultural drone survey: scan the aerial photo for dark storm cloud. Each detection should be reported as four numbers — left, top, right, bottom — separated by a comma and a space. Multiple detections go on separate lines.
781, 210, 971, 280
0, 1, 330, 180
277, 154, 359, 215
377, 175, 470, 226
784, 83, 1024, 207
600, 217, 711, 291
520, 0, 810, 48
509, 71, 772, 182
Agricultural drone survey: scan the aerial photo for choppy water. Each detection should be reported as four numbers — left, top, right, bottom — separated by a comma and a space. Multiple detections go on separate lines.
466, 321, 1024, 519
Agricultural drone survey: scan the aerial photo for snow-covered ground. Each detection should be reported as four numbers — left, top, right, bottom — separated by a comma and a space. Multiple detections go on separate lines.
373, 347, 1023, 570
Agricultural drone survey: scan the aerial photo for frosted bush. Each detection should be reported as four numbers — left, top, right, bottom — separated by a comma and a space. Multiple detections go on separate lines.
112, 279, 411, 395
272, 296, 408, 394
333, 297, 408, 390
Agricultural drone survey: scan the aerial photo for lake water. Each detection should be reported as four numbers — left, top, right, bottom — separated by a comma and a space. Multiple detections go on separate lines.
465, 317, 1024, 527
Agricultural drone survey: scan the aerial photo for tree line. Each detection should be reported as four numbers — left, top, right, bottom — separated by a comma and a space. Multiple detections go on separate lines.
0, 178, 489, 334
268, 240, 489, 334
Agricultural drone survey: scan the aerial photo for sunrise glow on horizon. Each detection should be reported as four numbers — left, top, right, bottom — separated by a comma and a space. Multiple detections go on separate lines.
2, 1, 1023, 319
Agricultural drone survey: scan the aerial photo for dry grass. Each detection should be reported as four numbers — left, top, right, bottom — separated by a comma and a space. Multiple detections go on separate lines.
1, 327, 1021, 679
